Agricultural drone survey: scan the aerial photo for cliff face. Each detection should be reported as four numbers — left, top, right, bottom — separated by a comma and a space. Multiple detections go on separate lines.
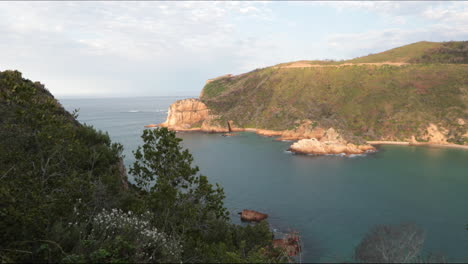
159, 98, 229, 132
161, 98, 209, 128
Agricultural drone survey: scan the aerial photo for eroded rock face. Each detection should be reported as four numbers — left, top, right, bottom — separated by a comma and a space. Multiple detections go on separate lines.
159, 98, 229, 132
161, 98, 209, 128
424, 123, 448, 144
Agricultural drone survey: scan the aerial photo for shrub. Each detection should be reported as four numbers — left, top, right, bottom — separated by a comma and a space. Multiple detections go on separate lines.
354, 223, 424, 263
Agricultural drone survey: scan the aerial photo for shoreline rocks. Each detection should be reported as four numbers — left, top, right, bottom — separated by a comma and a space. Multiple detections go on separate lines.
272, 233, 301, 257
155, 99, 466, 154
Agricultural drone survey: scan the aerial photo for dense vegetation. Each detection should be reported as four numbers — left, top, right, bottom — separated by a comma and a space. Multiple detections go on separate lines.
201, 41, 468, 144
0, 70, 284, 263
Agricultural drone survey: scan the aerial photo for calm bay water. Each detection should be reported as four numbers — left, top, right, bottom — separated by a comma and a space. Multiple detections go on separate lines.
60, 97, 468, 262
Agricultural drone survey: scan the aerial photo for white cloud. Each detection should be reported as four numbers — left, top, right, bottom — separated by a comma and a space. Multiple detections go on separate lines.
0, 1, 280, 96
423, 2, 468, 25
0, 1, 465, 97
327, 25, 468, 59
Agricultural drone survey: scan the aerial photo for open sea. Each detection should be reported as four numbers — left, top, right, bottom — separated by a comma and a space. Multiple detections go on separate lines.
60, 96, 468, 263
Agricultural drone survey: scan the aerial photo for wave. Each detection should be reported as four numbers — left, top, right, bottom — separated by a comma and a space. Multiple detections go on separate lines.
299, 152, 367, 158
348, 154, 366, 158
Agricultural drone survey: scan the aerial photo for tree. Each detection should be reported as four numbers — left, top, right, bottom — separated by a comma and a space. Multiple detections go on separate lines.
129, 128, 281, 263
354, 223, 425, 263
130, 128, 227, 235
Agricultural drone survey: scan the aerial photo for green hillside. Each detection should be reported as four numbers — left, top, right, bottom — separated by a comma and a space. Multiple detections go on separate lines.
275, 41, 468, 66
200, 41, 468, 144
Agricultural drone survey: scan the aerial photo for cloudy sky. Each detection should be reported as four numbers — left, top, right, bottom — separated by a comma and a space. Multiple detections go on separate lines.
0, 1, 467, 98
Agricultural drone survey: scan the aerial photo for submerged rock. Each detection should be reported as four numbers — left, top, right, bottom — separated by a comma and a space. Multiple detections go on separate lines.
239, 209, 268, 222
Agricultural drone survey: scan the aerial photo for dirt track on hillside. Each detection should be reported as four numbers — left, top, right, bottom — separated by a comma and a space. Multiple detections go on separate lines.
275, 62, 409, 68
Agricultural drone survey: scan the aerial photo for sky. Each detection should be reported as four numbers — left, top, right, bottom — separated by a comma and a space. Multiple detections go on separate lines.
0, 1, 467, 98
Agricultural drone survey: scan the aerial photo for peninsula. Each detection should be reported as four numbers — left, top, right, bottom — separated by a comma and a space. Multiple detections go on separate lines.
156, 41, 468, 155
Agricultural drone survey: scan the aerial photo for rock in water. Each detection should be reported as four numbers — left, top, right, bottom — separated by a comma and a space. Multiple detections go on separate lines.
289, 127, 376, 156
240, 209, 268, 222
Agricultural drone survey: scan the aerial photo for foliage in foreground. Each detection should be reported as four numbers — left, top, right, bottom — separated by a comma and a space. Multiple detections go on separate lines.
0, 70, 283, 263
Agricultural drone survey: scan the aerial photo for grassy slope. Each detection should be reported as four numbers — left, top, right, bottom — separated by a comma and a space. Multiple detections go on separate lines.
346, 41, 442, 63
275, 41, 468, 66
200, 41, 468, 144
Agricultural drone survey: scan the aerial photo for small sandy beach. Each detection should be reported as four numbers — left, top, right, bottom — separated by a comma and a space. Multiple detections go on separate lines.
367, 141, 468, 150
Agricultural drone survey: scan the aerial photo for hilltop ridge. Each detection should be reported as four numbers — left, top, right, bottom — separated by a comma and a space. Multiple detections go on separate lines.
274, 41, 468, 67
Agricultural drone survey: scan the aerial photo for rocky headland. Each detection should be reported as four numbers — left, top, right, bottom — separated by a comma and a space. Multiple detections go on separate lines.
153, 41, 468, 155
158, 98, 229, 133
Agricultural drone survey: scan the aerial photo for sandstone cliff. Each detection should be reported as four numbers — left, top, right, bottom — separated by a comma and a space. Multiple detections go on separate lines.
159, 98, 229, 132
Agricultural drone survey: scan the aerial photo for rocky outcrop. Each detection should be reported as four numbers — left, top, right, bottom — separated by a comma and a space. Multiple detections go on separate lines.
289, 128, 376, 155
423, 123, 448, 144
158, 98, 229, 132
272, 233, 301, 257
239, 209, 268, 222
290, 138, 375, 155
160, 98, 209, 128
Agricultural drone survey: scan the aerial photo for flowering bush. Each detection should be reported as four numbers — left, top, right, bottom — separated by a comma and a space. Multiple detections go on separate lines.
66, 208, 182, 263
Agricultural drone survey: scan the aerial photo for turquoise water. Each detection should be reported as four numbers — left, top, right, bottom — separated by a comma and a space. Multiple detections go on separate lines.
61, 97, 468, 262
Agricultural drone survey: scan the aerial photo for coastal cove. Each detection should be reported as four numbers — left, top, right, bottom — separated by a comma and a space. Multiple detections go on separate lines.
61, 97, 468, 263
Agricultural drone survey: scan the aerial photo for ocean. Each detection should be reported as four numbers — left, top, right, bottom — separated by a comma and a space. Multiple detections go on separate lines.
60, 96, 468, 262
